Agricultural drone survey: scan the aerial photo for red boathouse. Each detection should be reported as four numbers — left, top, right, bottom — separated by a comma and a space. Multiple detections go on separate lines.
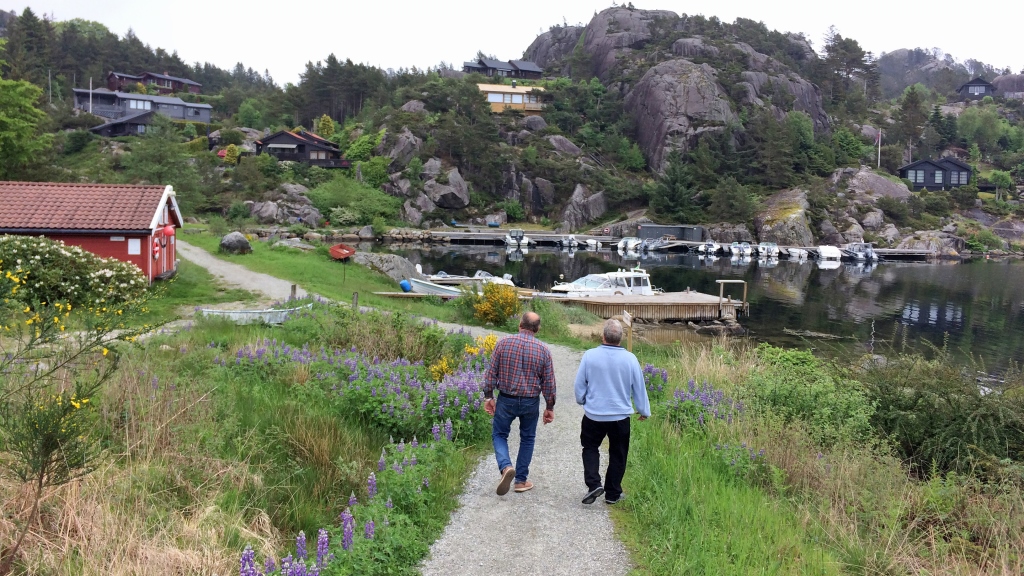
0, 182, 184, 284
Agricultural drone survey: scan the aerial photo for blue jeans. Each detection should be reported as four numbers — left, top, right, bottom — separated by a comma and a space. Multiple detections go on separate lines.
492, 395, 540, 483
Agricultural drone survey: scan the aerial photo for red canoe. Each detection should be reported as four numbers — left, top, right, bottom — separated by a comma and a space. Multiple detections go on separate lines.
329, 243, 356, 260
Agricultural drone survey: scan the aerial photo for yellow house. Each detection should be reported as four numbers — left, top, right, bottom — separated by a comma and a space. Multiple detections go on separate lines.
477, 83, 546, 115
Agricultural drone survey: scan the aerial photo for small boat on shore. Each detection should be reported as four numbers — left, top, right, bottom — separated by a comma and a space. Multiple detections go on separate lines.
329, 243, 356, 260
408, 278, 464, 297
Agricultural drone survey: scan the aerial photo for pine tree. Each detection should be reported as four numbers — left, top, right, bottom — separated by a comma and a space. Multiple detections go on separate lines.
895, 85, 927, 156
707, 177, 757, 222
747, 109, 794, 189
687, 138, 720, 190
651, 151, 703, 223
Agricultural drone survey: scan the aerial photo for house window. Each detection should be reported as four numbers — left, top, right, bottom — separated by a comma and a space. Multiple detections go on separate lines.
969, 86, 986, 95
188, 108, 201, 116
503, 94, 513, 103
907, 170, 924, 183
525, 94, 539, 103
511, 94, 523, 104
934, 171, 943, 184
137, 125, 146, 134
128, 100, 151, 110
959, 171, 969, 184
127, 238, 141, 255
310, 151, 326, 160
487, 93, 503, 103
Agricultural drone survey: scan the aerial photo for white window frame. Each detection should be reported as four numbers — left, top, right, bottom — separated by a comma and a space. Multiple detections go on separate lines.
127, 238, 141, 255
487, 93, 503, 103
934, 171, 943, 184
511, 94, 523, 104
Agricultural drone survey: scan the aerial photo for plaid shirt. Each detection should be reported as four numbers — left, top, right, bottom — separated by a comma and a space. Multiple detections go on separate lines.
484, 330, 556, 410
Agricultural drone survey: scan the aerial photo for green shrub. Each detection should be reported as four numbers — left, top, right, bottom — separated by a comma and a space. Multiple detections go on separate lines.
184, 136, 209, 154
218, 129, 244, 146
307, 176, 400, 224
343, 131, 377, 162
226, 201, 251, 221
328, 207, 360, 226
405, 157, 423, 180
497, 200, 526, 222
951, 185, 979, 209
64, 130, 93, 155
876, 196, 909, 224
359, 156, 390, 189
743, 345, 875, 447
371, 216, 388, 236
855, 350, 1024, 478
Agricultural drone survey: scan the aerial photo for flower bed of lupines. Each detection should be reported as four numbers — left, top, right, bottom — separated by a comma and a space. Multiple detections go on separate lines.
665, 379, 744, 429
224, 335, 493, 574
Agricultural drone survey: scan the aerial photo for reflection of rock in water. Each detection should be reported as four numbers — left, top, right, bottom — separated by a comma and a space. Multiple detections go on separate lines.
755, 260, 813, 306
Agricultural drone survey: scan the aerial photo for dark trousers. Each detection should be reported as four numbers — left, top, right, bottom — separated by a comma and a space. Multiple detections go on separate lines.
581, 415, 631, 499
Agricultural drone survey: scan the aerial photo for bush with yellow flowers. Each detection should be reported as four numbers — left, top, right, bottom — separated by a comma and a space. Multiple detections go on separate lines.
473, 283, 522, 326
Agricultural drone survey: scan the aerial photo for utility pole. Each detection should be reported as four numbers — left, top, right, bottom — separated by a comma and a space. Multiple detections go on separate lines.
89, 77, 93, 114
48, 69, 52, 105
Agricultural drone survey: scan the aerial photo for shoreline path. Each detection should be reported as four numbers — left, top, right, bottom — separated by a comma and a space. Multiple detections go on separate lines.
176, 240, 633, 575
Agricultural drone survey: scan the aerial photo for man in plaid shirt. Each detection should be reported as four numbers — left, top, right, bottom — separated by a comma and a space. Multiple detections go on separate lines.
483, 311, 556, 495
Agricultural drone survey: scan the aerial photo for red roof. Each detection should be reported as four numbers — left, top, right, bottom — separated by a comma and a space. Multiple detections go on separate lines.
0, 181, 177, 232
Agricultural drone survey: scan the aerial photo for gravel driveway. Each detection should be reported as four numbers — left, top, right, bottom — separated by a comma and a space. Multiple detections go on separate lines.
176, 239, 308, 301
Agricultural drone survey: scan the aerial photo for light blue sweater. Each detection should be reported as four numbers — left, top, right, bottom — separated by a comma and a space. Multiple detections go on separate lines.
574, 344, 651, 422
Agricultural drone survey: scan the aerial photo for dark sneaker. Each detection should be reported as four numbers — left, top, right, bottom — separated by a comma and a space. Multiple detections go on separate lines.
582, 487, 605, 505
496, 466, 515, 496
604, 493, 626, 505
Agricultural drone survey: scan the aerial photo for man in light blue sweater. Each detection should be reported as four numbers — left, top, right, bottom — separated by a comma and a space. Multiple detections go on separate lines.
574, 319, 651, 505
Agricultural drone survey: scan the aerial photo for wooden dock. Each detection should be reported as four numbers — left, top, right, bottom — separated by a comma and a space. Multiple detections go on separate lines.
555, 290, 747, 322
429, 229, 614, 246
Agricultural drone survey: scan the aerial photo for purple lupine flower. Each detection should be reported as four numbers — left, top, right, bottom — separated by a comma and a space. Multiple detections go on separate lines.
287, 559, 307, 576
264, 556, 276, 574
349, 492, 358, 507
367, 472, 377, 499
240, 545, 258, 576
296, 531, 307, 560
423, 477, 430, 488
410, 454, 418, 466
392, 460, 404, 474
444, 418, 453, 441
385, 497, 393, 509
341, 508, 354, 551
431, 422, 441, 441
397, 439, 405, 453
364, 519, 375, 540
316, 528, 330, 567
280, 554, 293, 573
378, 450, 386, 472
411, 435, 418, 448
402, 457, 410, 468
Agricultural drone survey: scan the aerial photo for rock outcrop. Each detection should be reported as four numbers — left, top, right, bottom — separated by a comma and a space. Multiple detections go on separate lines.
705, 223, 754, 243
250, 184, 323, 227
672, 37, 719, 59
819, 220, 845, 245
532, 177, 555, 214
897, 231, 966, 257
580, 7, 679, 81
546, 135, 582, 156
352, 252, 424, 283
402, 194, 435, 227
860, 209, 884, 230
219, 232, 252, 254
399, 100, 426, 113
521, 115, 547, 131
522, 24, 584, 70
424, 168, 470, 209
559, 184, 607, 231
846, 166, 912, 201
624, 59, 736, 172
753, 188, 814, 246
992, 74, 1024, 94
380, 127, 422, 169
421, 157, 442, 180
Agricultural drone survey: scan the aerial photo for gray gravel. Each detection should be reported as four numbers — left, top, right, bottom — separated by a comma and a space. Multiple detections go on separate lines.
422, 324, 632, 575
176, 239, 308, 301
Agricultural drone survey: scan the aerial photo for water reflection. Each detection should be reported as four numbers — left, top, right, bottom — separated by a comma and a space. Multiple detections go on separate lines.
381, 244, 1024, 369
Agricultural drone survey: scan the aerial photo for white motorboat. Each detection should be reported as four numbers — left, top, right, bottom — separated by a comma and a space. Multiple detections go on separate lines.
757, 242, 779, 258
787, 248, 809, 260
419, 269, 514, 287
558, 235, 582, 248
817, 260, 842, 270
758, 257, 779, 268
730, 242, 752, 256
585, 238, 601, 250
842, 242, 878, 262
504, 228, 532, 248
617, 237, 643, 251
506, 247, 526, 262
816, 245, 843, 261
697, 240, 721, 254
551, 266, 656, 297
408, 278, 464, 297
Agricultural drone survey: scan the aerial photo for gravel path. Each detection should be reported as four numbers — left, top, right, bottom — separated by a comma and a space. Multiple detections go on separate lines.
422, 324, 632, 576
175, 242, 633, 574
176, 240, 308, 301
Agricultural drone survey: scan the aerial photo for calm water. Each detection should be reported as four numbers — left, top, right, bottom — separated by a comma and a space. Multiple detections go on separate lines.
383, 245, 1024, 370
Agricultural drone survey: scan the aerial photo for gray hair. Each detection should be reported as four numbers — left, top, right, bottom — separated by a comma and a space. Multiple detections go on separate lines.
520, 311, 541, 333
603, 319, 623, 345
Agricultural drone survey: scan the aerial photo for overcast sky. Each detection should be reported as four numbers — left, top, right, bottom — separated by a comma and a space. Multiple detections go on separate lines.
11, 1, 1024, 84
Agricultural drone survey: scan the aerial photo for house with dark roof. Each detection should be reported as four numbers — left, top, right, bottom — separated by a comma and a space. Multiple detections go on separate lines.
957, 77, 995, 100
73, 89, 212, 126
0, 182, 183, 283
108, 70, 202, 94
255, 130, 351, 169
463, 57, 543, 79
897, 157, 973, 190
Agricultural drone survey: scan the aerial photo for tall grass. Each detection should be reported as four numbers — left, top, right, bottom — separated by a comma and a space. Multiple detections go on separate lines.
633, 339, 1024, 575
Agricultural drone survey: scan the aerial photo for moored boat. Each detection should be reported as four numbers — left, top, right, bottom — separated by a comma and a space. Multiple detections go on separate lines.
551, 266, 656, 297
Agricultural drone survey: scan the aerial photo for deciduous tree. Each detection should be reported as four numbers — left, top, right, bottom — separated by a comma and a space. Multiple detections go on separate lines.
0, 76, 52, 179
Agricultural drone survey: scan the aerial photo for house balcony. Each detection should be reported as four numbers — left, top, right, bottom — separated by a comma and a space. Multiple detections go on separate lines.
524, 102, 544, 111
265, 152, 350, 168
85, 104, 125, 119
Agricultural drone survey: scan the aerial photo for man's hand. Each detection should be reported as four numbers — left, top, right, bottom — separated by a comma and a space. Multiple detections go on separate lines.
484, 398, 496, 416
638, 415, 648, 421
543, 409, 555, 424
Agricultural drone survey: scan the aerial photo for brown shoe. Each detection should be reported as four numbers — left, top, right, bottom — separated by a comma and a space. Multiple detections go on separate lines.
513, 481, 534, 493
496, 466, 515, 495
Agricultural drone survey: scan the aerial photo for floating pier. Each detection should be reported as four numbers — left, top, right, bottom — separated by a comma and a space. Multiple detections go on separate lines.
554, 281, 748, 322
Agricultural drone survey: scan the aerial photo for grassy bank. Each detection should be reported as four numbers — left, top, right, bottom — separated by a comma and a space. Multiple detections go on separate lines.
2, 304, 492, 575
141, 259, 257, 321
618, 340, 1024, 574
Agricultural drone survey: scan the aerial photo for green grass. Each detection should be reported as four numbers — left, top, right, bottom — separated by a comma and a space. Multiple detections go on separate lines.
141, 259, 257, 322
614, 421, 839, 575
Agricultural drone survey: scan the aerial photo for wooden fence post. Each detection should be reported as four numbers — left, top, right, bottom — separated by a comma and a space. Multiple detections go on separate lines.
352, 292, 359, 310
290, 284, 297, 301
